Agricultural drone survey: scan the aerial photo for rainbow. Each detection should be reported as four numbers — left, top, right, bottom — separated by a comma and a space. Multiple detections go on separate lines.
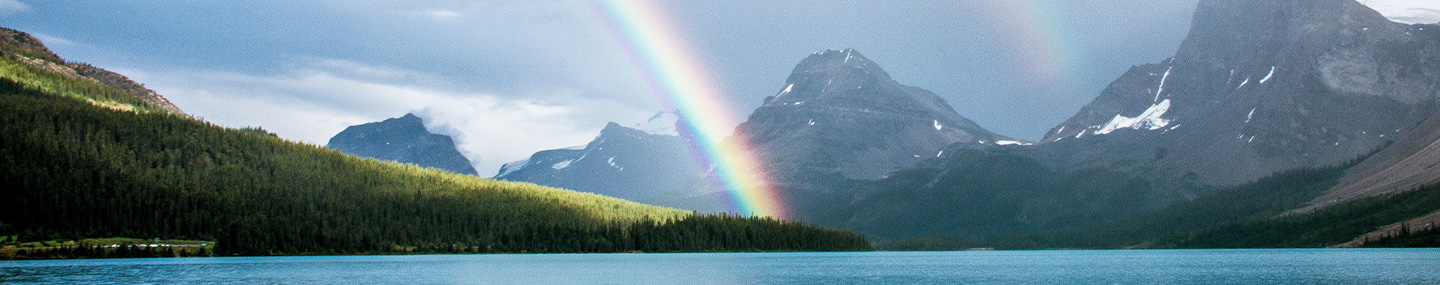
588, 0, 787, 219
980, 1, 1090, 90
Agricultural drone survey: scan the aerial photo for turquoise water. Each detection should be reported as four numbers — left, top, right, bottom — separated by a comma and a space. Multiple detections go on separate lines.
2, 249, 1437, 284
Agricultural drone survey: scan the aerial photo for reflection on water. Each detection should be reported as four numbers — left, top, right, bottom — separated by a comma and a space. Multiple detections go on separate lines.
2, 248, 1438, 284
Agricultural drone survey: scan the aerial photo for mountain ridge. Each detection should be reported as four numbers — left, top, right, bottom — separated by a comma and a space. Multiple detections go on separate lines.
0, 27, 186, 115
494, 120, 703, 202
1036, 0, 1440, 186
730, 48, 1020, 182
327, 113, 480, 176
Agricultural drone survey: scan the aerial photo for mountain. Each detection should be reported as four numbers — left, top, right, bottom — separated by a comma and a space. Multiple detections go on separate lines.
0, 28, 871, 256
1037, 0, 1440, 187
803, 0, 1440, 243
495, 115, 703, 202
730, 49, 1021, 182
1301, 98, 1440, 212
0, 27, 185, 115
327, 113, 478, 176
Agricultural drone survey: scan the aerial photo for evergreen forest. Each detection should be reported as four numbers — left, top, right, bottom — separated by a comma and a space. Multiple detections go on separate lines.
0, 50, 871, 258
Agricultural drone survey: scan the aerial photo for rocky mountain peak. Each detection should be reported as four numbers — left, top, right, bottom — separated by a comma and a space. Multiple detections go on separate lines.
327, 113, 478, 176
1037, 0, 1440, 186
494, 121, 702, 201
762, 49, 909, 110
732, 48, 1019, 181
1177, 0, 1407, 69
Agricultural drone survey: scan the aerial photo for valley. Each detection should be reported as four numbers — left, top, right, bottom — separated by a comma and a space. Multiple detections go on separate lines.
2, 0, 1439, 258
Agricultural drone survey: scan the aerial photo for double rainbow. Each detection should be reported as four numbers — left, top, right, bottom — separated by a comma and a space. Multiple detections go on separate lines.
980, 1, 1090, 90
589, 0, 786, 219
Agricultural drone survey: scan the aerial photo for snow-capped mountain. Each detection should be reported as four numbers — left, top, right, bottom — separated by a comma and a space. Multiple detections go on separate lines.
494, 120, 702, 201
1039, 0, 1440, 186
326, 113, 479, 176
728, 48, 1022, 182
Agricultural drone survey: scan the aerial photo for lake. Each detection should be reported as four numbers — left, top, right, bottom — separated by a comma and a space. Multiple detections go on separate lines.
2, 248, 1437, 284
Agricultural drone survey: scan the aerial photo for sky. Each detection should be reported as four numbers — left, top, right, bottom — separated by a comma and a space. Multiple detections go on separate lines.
0, 0, 1434, 176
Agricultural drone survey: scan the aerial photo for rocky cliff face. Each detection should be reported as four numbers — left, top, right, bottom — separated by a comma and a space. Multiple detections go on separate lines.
1039, 0, 1440, 186
327, 113, 478, 176
0, 27, 187, 115
730, 49, 1020, 182
494, 121, 703, 201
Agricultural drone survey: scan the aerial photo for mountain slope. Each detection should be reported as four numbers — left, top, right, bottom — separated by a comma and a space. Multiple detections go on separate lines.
327, 113, 478, 176
495, 120, 703, 201
0, 27, 871, 256
817, 0, 1440, 242
731, 49, 1020, 182
1301, 106, 1440, 212
0, 27, 185, 115
1039, 0, 1440, 186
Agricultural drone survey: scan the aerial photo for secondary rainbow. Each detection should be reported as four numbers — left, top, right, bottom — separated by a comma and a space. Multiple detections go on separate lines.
589, 0, 787, 219
981, 1, 1090, 90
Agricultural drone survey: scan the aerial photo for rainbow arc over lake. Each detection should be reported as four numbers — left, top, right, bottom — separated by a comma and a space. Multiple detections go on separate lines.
590, 0, 787, 219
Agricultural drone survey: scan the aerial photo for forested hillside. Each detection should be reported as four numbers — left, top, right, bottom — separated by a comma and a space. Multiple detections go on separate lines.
881, 162, 1440, 250
0, 42, 870, 257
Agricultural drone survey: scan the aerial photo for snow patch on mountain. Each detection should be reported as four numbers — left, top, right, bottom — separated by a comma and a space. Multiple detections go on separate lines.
1095, 99, 1173, 135
1155, 66, 1173, 102
551, 159, 574, 170
1260, 66, 1276, 84
632, 112, 680, 136
496, 158, 530, 177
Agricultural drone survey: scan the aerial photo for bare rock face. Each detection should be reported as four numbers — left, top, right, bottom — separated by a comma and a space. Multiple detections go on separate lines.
327, 113, 479, 176
0, 27, 188, 116
0, 27, 59, 61
67, 63, 187, 115
1039, 0, 1440, 186
730, 49, 1019, 182
494, 121, 703, 202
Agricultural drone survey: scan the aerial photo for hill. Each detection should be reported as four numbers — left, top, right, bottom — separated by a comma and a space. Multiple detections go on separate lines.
0, 28, 870, 257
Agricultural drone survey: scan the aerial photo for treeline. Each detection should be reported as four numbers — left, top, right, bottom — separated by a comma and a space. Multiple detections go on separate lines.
0, 68, 869, 256
878, 162, 1440, 250
1361, 226, 1440, 248
826, 149, 1203, 241
0, 49, 160, 113
1159, 181, 1440, 248
4, 245, 214, 260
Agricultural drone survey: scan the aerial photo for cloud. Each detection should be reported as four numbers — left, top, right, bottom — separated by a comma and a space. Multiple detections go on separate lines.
115, 61, 657, 176
412, 9, 461, 20
1360, 0, 1440, 24
0, 0, 29, 15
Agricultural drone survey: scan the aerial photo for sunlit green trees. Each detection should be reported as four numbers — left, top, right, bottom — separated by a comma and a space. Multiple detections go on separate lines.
0, 55, 870, 257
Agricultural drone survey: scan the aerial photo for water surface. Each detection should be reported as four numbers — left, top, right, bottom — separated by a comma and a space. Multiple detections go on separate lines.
2, 248, 1436, 284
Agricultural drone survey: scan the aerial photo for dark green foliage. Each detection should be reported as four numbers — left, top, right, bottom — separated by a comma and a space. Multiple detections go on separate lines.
0, 54, 160, 113
630, 214, 870, 252
1363, 227, 1440, 248
0, 73, 870, 256
882, 236, 973, 251
834, 150, 1186, 240
0, 41, 62, 65
1004, 166, 1344, 249
238, 126, 279, 138
1162, 183, 1440, 248
4, 244, 212, 260
878, 161, 1440, 250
